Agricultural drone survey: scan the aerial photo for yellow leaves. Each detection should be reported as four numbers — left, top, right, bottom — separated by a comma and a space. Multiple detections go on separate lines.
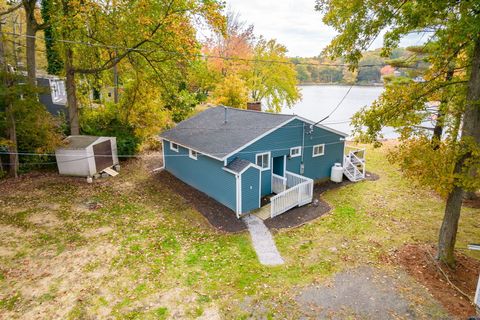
138, 16, 153, 27
212, 74, 248, 109
387, 137, 457, 198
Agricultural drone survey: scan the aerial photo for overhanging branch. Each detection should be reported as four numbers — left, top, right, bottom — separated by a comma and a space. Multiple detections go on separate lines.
0, 2, 21, 16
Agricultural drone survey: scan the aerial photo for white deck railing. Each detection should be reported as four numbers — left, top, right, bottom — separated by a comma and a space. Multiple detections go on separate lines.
272, 173, 286, 194
270, 171, 313, 218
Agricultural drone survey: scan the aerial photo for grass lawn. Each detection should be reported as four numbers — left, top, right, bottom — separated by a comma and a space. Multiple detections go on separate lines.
0, 143, 479, 319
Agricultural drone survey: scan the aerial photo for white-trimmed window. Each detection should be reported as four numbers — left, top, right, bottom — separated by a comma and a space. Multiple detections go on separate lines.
170, 142, 179, 152
256, 152, 270, 170
189, 149, 198, 160
290, 146, 302, 158
312, 144, 325, 157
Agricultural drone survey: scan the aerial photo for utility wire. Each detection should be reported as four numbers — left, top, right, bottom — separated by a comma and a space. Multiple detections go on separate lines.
311, 0, 411, 126
0, 128, 401, 166
0, 140, 350, 165
0, 31, 418, 69
160, 120, 352, 131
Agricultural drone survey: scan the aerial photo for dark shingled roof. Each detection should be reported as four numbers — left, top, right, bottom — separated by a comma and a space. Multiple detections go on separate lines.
160, 106, 295, 159
225, 158, 253, 173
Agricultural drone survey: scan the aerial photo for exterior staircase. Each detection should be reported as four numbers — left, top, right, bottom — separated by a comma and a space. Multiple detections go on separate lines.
343, 148, 366, 182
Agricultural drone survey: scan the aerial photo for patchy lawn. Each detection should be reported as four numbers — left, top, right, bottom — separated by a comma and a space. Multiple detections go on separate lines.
0, 143, 479, 319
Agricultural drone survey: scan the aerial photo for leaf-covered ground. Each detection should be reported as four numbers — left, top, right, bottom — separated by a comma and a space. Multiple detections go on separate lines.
0, 143, 479, 319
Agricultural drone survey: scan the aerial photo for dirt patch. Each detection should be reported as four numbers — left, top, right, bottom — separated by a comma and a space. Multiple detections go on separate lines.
83, 226, 113, 238
265, 172, 379, 229
0, 247, 14, 257
0, 224, 34, 244
142, 150, 164, 172
2, 244, 118, 320
394, 244, 480, 318
121, 287, 221, 319
296, 266, 443, 319
28, 212, 60, 227
155, 171, 246, 233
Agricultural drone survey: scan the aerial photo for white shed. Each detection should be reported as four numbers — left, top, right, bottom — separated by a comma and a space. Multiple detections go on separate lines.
55, 135, 119, 177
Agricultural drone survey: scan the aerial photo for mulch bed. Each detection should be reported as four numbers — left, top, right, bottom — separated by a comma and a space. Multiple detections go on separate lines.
156, 169, 379, 233
393, 244, 480, 319
264, 199, 331, 229
155, 171, 247, 233
265, 171, 379, 230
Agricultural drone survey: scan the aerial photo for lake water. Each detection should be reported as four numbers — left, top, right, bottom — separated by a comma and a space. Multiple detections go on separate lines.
281, 85, 386, 137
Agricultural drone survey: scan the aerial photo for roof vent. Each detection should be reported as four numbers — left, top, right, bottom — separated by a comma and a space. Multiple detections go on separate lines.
224, 106, 227, 124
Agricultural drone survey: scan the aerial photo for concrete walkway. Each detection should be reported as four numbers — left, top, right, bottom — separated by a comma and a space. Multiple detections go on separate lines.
242, 214, 284, 266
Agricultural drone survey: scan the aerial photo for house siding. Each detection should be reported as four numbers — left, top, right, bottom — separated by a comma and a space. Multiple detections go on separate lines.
241, 167, 260, 213
162, 139, 237, 212
227, 119, 345, 197
303, 125, 345, 179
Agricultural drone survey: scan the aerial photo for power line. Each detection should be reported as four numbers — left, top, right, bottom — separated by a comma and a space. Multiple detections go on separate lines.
0, 31, 417, 69
160, 120, 351, 131
315, 86, 354, 123
313, 0, 410, 125
0, 139, 349, 165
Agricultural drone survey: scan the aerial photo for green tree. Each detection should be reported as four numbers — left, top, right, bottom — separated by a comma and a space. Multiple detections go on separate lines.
295, 64, 310, 82
357, 55, 382, 83
316, 0, 480, 266
318, 67, 343, 82
212, 73, 248, 109
45, 0, 224, 134
246, 38, 301, 112
41, 0, 63, 75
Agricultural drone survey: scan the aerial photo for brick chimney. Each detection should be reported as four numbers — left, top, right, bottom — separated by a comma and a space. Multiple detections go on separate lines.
246, 102, 261, 112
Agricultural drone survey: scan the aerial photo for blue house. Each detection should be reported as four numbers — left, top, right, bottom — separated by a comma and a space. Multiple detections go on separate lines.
160, 106, 354, 218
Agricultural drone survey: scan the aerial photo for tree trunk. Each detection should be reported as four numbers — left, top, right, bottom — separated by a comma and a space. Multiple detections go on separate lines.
438, 175, 464, 266
23, 0, 37, 85
0, 22, 19, 178
25, 19, 36, 84
432, 68, 454, 149
437, 36, 480, 266
6, 106, 19, 178
113, 51, 119, 103
65, 48, 79, 135
0, 153, 4, 176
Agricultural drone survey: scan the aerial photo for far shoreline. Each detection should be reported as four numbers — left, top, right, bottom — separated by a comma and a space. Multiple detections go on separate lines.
298, 82, 384, 87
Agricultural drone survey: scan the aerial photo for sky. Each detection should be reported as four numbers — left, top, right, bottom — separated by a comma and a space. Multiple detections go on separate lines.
225, 0, 427, 57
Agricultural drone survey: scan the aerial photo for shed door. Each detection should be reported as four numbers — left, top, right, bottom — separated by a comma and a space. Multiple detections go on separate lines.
93, 140, 113, 172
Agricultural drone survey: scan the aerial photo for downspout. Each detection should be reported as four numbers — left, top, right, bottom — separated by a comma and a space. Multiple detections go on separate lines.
300, 123, 305, 175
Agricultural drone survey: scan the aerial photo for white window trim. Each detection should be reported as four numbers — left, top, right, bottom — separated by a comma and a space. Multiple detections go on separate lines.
290, 146, 302, 158
312, 144, 325, 157
189, 149, 198, 160
170, 141, 179, 152
255, 152, 271, 171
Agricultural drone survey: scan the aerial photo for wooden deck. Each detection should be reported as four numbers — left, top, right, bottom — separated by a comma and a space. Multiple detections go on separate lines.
252, 204, 271, 220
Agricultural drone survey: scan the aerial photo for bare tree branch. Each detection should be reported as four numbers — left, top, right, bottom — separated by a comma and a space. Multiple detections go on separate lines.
0, 2, 21, 16
73, 0, 176, 74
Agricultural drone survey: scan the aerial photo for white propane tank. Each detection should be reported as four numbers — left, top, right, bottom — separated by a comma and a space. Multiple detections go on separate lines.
330, 163, 343, 183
